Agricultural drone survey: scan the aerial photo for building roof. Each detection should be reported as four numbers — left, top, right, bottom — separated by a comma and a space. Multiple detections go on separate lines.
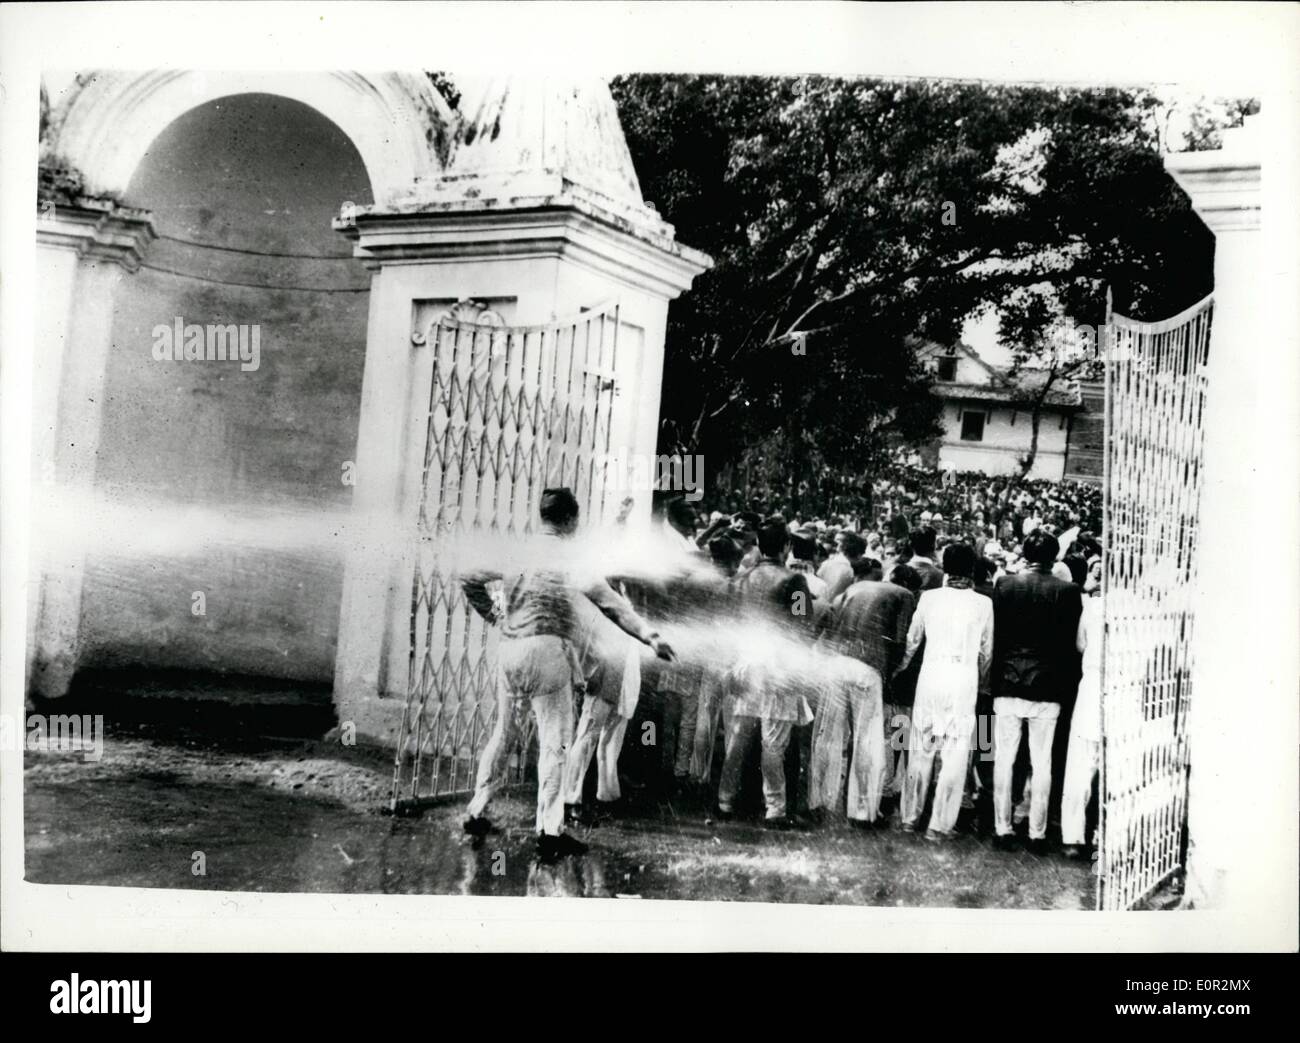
915, 338, 1083, 410
912, 338, 1010, 385
930, 380, 1083, 409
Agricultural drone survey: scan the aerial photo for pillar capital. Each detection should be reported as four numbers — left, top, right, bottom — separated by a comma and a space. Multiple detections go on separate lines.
334, 189, 711, 302
36, 195, 156, 271
333, 77, 710, 301
1164, 115, 1262, 233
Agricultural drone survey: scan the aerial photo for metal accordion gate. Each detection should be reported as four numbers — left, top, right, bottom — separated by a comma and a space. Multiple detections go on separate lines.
1098, 292, 1214, 909
390, 301, 622, 811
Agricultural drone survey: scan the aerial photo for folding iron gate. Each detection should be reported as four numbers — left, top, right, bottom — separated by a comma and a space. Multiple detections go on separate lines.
1098, 293, 1214, 909
391, 301, 622, 810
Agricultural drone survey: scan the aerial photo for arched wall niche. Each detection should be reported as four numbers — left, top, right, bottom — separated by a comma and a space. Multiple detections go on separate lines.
44, 70, 453, 205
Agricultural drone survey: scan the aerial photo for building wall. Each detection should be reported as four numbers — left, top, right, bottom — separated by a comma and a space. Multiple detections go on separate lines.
935, 400, 1070, 481
948, 351, 994, 385
76, 94, 373, 682
1063, 379, 1104, 483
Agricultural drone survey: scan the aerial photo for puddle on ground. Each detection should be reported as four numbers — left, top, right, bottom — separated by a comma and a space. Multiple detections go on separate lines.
24, 772, 650, 898
24, 740, 1095, 908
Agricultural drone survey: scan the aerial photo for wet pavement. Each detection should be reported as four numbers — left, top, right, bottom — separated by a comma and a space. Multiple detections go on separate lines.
24, 729, 1097, 908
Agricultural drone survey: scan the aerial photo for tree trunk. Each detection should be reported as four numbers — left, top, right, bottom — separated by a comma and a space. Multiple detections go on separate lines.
1019, 402, 1044, 480
1015, 368, 1058, 481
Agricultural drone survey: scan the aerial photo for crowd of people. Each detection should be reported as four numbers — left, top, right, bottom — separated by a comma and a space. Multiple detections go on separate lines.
460, 467, 1106, 872
710, 458, 1103, 566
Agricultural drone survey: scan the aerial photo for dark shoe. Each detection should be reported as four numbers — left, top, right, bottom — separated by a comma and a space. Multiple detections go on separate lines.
763, 815, 794, 831
537, 832, 589, 863
925, 828, 954, 843
1026, 837, 1050, 856
713, 805, 735, 822
992, 832, 1019, 852
898, 819, 918, 833
1062, 843, 1090, 861
850, 817, 880, 832
462, 815, 497, 838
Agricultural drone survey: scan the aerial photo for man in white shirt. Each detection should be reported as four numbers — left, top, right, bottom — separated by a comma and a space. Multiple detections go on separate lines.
1062, 558, 1103, 859
1056, 514, 1081, 561
893, 543, 994, 840
817, 531, 866, 602
866, 532, 884, 560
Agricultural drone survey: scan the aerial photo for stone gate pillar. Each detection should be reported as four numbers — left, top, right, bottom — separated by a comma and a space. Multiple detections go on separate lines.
330, 79, 710, 745
1165, 117, 1284, 914
29, 194, 155, 700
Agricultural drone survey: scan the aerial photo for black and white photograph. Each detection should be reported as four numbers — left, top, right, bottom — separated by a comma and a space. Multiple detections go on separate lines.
1, 1, 1296, 960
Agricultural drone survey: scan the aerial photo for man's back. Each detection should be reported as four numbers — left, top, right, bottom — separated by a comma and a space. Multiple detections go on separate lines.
824, 580, 914, 677
633, 563, 732, 693
480, 561, 576, 641
464, 533, 657, 647
910, 558, 944, 595
911, 586, 993, 668
992, 567, 1082, 702
817, 555, 854, 601
737, 559, 813, 636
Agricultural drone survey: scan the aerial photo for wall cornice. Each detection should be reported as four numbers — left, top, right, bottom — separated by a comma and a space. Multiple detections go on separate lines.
36, 196, 156, 271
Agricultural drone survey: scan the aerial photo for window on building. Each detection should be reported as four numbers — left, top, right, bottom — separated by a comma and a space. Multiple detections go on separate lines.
936, 355, 957, 381
960, 410, 985, 441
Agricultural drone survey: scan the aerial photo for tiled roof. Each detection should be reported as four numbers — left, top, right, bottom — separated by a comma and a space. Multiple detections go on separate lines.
913, 337, 1083, 409
930, 379, 1083, 409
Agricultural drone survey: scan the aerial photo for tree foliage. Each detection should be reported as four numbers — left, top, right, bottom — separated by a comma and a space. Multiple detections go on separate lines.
610, 75, 1225, 491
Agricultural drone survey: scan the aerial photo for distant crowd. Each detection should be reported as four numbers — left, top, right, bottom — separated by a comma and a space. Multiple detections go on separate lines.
708, 459, 1103, 574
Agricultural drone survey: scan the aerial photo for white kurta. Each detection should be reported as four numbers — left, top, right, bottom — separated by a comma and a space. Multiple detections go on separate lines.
899, 586, 993, 736
1071, 596, 1103, 741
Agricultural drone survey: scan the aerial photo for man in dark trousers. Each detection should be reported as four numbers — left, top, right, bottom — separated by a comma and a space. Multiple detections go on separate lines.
990, 528, 1082, 853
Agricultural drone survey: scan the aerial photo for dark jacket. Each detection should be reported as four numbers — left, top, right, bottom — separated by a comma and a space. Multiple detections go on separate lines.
821, 580, 915, 689
736, 558, 814, 637
908, 557, 945, 597
991, 567, 1083, 703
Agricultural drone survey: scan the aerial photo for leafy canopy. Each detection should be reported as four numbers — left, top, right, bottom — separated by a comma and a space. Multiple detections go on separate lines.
610, 75, 1218, 489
